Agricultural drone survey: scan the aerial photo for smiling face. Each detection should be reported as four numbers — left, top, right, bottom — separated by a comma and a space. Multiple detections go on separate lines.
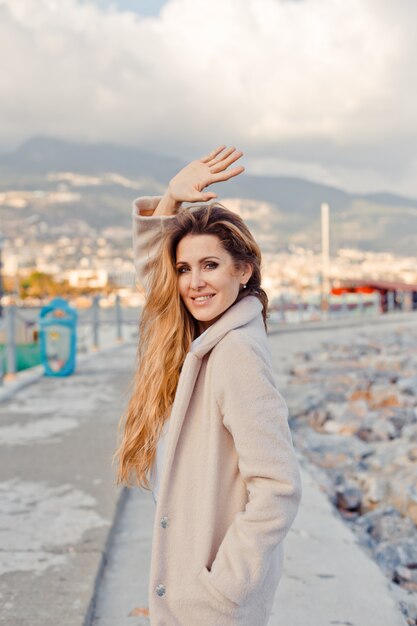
175, 233, 252, 333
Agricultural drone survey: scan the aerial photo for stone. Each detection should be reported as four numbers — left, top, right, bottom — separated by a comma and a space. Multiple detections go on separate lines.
387, 475, 417, 525
322, 420, 341, 434
402, 424, 417, 441
358, 416, 398, 442
367, 385, 401, 409
375, 537, 417, 578
394, 565, 417, 586
347, 400, 369, 418
350, 389, 371, 403
386, 408, 415, 437
285, 385, 326, 419
362, 476, 389, 505
397, 376, 417, 396
324, 403, 346, 422
307, 408, 328, 430
363, 508, 417, 543
365, 439, 411, 470
407, 446, 417, 461
302, 431, 374, 470
335, 483, 363, 513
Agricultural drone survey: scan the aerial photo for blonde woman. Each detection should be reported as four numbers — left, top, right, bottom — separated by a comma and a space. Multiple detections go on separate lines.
114, 145, 302, 625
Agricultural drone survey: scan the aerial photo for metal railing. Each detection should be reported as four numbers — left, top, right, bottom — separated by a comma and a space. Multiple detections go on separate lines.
1, 289, 415, 384
0, 295, 140, 383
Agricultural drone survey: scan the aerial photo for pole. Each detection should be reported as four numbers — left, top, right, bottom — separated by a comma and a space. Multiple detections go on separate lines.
321, 202, 330, 319
115, 294, 123, 342
92, 295, 100, 350
0, 231, 4, 319
5, 304, 17, 380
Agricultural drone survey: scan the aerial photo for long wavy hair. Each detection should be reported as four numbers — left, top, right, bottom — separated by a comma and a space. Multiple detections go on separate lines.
113, 202, 269, 488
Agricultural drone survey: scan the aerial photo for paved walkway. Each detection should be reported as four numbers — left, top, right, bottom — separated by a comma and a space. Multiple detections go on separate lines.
1, 314, 414, 625
0, 344, 132, 626
91, 459, 408, 626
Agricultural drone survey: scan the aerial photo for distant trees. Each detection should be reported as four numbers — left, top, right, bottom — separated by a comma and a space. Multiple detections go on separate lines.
3, 272, 113, 299
20, 271, 66, 298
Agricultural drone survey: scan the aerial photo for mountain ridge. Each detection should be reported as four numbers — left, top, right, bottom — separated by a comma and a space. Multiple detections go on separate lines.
1, 136, 416, 255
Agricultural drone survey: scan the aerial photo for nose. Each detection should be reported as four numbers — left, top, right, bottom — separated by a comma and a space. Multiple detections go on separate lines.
189, 268, 207, 290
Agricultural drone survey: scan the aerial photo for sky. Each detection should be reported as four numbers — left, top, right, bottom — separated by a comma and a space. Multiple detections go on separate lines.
1, 0, 417, 197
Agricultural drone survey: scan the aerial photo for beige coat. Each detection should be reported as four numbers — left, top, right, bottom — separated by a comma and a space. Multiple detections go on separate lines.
132, 196, 302, 626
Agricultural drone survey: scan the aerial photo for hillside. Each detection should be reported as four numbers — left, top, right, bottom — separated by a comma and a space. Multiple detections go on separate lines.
1, 136, 416, 255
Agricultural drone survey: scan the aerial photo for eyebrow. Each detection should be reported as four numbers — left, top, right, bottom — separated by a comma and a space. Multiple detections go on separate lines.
175, 256, 221, 266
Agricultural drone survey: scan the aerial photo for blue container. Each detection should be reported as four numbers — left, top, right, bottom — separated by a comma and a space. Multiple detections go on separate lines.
39, 297, 77, 376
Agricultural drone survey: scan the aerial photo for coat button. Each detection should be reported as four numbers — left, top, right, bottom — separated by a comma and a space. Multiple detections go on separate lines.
160, 515, 170, 528
156, 583, 166, 597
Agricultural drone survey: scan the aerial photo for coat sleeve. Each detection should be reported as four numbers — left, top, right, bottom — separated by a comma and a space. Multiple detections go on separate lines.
132, 196, 177, 295
200, 336, 302, 606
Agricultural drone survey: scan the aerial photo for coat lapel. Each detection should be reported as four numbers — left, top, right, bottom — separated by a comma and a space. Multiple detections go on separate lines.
157, 351, 202, 504
156, 296, 263, 504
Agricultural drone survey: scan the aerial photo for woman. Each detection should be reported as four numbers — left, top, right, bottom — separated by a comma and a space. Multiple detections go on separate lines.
114, 145, 302, 625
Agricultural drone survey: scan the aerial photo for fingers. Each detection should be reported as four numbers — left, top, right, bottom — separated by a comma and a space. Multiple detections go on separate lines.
200, 145, 244, 169
210, 149, 243, 173
211, 165, 245, 183
200, 145, 227, 163
208, 146, 236, 167
184, 191, 218, 203
202, 192, 218, 201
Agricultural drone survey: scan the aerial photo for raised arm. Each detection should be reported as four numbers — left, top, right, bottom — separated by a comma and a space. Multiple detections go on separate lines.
132, 145, 245, 294
132, 196, 178, 294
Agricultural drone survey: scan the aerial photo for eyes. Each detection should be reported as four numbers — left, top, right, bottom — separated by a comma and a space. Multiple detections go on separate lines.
176, 261, 218, 274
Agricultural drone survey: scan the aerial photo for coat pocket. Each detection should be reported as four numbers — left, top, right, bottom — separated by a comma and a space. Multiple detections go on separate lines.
197, 565, 242, 611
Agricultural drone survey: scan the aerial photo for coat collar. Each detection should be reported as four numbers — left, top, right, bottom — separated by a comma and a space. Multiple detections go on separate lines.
155, 295, 264, 511
189, 295, 263, 360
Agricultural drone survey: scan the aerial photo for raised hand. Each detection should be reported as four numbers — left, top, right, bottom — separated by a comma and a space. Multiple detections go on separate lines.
167, 145, 245, 204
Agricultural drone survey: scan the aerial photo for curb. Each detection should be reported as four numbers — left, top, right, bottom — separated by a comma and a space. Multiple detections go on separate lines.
83, 486, 130, 626
267, 311, 417, 336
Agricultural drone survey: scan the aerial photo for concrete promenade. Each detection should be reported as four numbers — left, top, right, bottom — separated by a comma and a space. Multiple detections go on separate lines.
0, 314, 414, 625
0, 343, 133, 626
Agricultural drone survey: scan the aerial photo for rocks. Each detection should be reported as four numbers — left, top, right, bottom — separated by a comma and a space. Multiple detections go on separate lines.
375, 538, 417, 579
361, 475, 389, 506
297, 429, 374, 470
356, 414, 398, 441
334, 481, 363, 518
284, 384, 326, 420
387, 407, 416, 436
288, 323, 417, 622
387, 474, 417, 525
394, 565, 417, 591
368, 385, 402, 409
398, 376, 417, 397
356, 506, 417, 544
402, 424, 417, 441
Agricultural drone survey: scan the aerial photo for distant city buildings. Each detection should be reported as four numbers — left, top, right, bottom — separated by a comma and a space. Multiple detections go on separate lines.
1, 184, 417, 307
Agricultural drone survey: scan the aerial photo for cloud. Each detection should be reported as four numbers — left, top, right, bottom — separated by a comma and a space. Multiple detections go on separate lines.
0, 0, 416, 194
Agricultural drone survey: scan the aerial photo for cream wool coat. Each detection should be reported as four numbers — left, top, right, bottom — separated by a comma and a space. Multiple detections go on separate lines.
132, 196, 302, 626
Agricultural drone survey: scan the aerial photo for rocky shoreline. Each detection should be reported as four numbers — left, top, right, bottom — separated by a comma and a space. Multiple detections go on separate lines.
287, 323, 417, 625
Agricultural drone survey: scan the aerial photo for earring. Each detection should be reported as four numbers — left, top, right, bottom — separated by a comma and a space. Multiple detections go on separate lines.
242, 283, 247, 289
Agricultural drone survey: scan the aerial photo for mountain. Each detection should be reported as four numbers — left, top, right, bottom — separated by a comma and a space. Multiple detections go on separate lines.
0, 136, 184, 182
1, 136, 417, 255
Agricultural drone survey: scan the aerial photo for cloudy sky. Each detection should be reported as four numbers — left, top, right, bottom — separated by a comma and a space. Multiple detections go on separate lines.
1, 0, 417, 196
